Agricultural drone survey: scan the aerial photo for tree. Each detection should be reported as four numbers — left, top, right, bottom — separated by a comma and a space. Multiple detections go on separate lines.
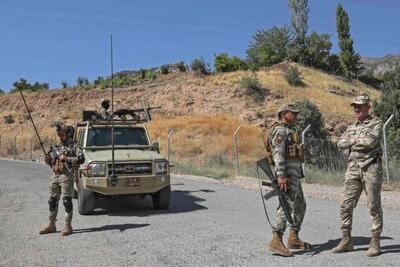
246, 26, 291, 68
61, 80, 69, 89
304, 32, 332, 70
190, 57, 211, 75
380, 65, 400, 95
9, 78, 48, 93
76, 76, 89, 87
288, 0, 309, 64
0, 88, 4, 94
336, 4, 361, 79
214, 53, 247, 73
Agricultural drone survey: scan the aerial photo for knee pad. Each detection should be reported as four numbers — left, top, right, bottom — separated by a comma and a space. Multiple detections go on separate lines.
63, 197, 73, 213
48, 197, 58, 212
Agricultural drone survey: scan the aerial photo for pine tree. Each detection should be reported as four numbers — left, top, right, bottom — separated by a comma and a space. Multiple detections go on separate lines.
288, 0, 309, 63
336, 4, 360, 79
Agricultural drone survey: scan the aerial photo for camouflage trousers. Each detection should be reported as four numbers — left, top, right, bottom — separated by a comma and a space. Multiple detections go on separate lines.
340, 159, 383, 233
274, 176, 306, 233
48, 173, 74, 222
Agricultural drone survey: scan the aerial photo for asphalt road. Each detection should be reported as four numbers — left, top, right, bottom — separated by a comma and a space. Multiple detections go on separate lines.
0, 159, 399, 267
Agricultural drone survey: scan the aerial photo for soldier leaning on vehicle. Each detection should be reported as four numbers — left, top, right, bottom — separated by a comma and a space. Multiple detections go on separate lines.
264, 104, 312, 257
39, 123, 85, 236
332, 93, 384, 257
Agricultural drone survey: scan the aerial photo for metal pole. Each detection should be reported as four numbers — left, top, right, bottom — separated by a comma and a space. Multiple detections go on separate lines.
383, 114, 394, 182
233, 126, 242, 176
14, 135, 17, 159
29, 136, 33, 161
167, 129, 176, 162
301, 124, 312, 182
0, 135, 2, 153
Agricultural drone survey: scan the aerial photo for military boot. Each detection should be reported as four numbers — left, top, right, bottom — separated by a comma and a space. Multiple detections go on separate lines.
61, 220, 73, 236
366, 232, 380, 257
268, 232, 294, 257
332, 229, 354, 253
39, 220, 57, 235
287, 228, 313, 250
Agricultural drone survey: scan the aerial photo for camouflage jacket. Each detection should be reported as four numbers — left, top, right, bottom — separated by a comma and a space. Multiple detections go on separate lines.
99, 108, 112, 120
46, 140, 85, 174
269, 122, 304, 178
338, 115, 383, 169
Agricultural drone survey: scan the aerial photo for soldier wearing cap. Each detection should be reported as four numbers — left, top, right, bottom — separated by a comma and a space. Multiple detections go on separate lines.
39, 123, 85, 236
265, 104, 312, 257
99, 98, 112, 120
332, 93, 383, 257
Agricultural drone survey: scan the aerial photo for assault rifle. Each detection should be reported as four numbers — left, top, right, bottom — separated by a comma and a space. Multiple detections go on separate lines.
48, 145, 72, 174
257, 158, 294, 226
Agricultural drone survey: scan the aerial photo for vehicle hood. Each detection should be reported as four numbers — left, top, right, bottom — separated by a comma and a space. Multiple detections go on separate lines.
84, 149, 165, 162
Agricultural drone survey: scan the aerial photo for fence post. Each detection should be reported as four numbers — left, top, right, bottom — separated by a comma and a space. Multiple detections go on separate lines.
14, 135, 17, 159
383, 114, 394, 183
0, 135, 2, 152
29, 136, 33, 161
301, 124, 312, 182
167, 129, 176, 162
233, 126, 242, 176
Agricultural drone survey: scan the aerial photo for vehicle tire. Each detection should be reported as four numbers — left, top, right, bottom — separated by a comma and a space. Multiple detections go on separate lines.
78, 182, 95, 215
152, 185, 171, 210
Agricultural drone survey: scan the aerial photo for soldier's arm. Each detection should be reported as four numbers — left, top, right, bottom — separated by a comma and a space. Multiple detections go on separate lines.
337, 126, 356, 150
271, 128, 287, 177
352, 121, 383, 151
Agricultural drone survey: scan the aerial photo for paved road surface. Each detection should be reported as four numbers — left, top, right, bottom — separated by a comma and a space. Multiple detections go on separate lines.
0, 159, 399, 266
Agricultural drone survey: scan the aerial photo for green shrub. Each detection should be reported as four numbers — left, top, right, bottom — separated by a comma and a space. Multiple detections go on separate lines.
380, 65, 400, 95
76, 76, 89, 87
4, 115, 15, 124
214, 53, 247, 73
239, 76, 265, 101
160, 64, 169, 75
175, 61, 187, 72
9, 78, 49, 93
283, 66, 303, 86
60, 80, 69, 89
190, 57, 211, 75
0, 88, 4, 94
145, 70, 157, 80
138, 69, 146, 79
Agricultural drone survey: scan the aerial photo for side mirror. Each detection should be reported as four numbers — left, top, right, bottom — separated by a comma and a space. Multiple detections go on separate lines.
152, 142, 160, 153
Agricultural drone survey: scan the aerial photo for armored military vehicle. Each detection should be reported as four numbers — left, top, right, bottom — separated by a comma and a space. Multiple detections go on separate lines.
74, 107, 170, 215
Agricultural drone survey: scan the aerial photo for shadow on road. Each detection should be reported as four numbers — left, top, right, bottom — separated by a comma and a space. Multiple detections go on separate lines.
91, 185, 213, 217
73, 223, 150, 234
309, 236, 396, 255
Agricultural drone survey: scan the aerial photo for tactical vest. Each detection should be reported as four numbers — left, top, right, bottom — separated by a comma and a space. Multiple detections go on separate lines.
264, 122, 304, 165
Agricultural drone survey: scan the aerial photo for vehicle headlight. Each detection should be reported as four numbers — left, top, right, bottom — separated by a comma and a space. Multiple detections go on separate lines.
155, 160, 168, 175
87, 162, 106, 177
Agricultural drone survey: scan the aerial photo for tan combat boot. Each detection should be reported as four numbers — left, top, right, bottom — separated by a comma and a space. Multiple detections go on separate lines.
287, 228, 313, 250
366, 232, 380, 257
39, 220, 57, 235
61, 220, 73, 236
332, 229, 354, 253
268, 232, 294, 257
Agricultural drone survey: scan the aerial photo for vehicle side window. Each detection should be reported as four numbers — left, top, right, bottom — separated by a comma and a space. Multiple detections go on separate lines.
77, 130, 85, 146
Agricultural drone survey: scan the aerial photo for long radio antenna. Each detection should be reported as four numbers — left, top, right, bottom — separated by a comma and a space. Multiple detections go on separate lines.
110, 35, 117, 186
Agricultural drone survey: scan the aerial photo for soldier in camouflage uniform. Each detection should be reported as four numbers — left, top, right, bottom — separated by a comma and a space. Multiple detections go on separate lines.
99, 98, 112, 120
39, 124, 85, 236
332, 93, 383, 257
266, 104, 312, 257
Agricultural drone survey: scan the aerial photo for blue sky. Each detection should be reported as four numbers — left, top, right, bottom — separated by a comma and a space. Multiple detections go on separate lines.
0, 0, 399, 91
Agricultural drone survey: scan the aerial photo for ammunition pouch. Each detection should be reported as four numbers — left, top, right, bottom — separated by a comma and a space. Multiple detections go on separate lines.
287, 144, 304, 162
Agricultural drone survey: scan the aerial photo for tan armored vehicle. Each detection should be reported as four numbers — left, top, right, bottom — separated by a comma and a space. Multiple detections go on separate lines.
74, 108, 170, 215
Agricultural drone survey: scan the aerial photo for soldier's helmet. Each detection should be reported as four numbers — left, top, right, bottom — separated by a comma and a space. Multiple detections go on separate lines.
101, 98, 111, 108
350, 93, 370, 106
277, 103, 300, 119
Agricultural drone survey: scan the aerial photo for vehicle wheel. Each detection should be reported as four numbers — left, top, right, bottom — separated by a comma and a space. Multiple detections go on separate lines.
152, 185, 171, 210
78, 182, 95, 215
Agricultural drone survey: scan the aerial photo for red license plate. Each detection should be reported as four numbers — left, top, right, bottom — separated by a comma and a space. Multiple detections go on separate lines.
124, 177, 140, 187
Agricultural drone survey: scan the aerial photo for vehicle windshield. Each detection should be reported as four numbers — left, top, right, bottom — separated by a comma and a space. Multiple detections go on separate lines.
86, 127, 149, 146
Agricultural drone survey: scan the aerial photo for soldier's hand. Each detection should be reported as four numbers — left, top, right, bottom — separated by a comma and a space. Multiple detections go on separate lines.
60, 154, 67, 162
44, 154, 51, 163
278, 176, 288, 192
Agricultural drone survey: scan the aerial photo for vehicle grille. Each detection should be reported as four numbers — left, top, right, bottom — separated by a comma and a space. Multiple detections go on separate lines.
108, 162, 152, 176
